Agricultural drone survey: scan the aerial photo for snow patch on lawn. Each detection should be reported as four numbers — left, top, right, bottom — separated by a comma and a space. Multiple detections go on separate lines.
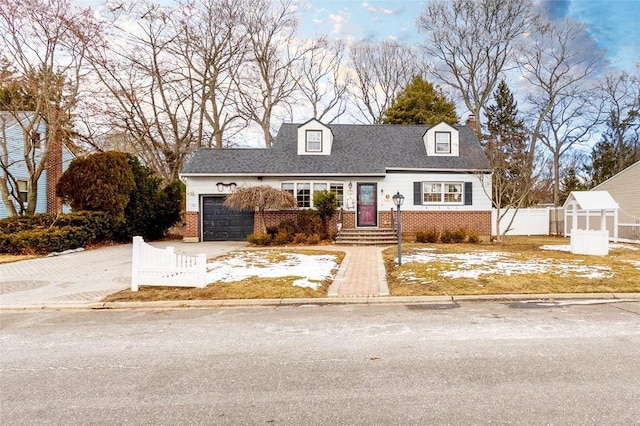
402, 249, 613, 280
624, 260, 640, 270
206, 251, 338, 289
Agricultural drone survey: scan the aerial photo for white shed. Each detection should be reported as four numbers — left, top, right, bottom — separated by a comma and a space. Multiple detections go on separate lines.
563, 191, 619, 255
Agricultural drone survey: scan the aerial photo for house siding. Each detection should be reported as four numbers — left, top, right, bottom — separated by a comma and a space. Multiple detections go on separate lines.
0, 114, 48, 218
592, 162, 640, 221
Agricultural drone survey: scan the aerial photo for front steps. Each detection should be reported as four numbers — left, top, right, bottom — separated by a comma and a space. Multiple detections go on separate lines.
335, 228, 398, 245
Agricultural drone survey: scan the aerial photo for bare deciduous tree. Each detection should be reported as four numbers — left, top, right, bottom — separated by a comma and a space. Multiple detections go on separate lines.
349, 40, 420, 124
237, 0, 316, 147
294, 37, 350, 124
417, 0, 533, 130
174, 0, 249, 148
0, 0, 94, 216
518, 18, 605, 207
595, 69, 640, 172
85, 2, 205, 182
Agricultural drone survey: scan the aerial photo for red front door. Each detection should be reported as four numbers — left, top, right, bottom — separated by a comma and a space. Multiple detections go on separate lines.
357, 183, 377, 227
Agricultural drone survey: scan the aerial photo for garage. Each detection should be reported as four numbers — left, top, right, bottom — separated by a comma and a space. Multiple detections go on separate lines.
201, 196, 254, 241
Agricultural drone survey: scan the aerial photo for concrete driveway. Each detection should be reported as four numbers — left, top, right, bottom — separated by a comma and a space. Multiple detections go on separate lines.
0, 241, 247, 308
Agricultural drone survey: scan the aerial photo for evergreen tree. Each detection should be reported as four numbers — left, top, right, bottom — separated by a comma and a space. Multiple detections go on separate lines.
586, 113, 638, 187
558, 166, 587, 205
380, 75, 458, 125
484, 80, 530, 240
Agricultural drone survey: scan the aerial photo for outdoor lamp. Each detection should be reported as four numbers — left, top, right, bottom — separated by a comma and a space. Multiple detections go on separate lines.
392, 192, 404, 207
392, 192, 404, 266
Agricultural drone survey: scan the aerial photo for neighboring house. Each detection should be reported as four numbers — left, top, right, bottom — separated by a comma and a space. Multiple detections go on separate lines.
591, 161, 640, 241
0, 111, 74, 218
180, 118, 493, 242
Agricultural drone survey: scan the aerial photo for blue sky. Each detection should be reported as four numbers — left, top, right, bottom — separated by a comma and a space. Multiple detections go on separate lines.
299, 0, 640, 72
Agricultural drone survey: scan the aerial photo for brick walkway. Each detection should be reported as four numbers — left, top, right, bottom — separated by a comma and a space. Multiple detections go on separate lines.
326, 246, 389, 297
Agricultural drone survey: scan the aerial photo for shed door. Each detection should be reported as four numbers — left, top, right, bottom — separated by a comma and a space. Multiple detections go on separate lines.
202, 196, 254, 241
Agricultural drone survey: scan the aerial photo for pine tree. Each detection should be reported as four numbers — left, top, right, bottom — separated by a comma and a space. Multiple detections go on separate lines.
380, 75, 458, 125
484, 80, 530, 240
586, 113, 638, 187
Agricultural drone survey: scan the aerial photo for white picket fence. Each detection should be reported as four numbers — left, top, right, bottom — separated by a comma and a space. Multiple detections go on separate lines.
131, 236, 207, 292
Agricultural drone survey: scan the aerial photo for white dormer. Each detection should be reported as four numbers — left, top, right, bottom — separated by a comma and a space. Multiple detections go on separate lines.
424, 122, 459, 157
297, 118, 333, 155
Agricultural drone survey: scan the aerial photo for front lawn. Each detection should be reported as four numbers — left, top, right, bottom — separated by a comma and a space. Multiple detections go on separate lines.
384, 236, 640, 296
104, 249, 345, 302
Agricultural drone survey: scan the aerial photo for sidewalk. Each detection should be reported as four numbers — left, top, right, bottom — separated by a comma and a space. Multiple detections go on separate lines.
1, 242, 639, 310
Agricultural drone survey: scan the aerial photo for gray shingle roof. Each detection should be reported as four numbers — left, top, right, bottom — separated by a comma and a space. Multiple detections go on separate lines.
182, 123, 490, 175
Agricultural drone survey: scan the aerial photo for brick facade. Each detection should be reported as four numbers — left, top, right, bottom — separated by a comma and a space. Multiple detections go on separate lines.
184, 211, 199, 238
45, 131, 63, 214
253, 209, 491, 238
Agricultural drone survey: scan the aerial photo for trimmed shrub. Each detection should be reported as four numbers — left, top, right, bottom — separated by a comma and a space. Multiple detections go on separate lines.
0, 211, 118, 254
273, 229, 291, 245
297, 210, 323, 236
416, 228, 439, 243
292, 233, 308, 244
0, 227, 92, 254
277, 219, 298, 237
451, 228, 467, 244
440, 229, 454, 244
306, 233, 321, 245
247, 233, 272, 246
468, 230, 480, 244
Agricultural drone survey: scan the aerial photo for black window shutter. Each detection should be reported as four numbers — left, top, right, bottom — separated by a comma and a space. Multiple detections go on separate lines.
464, 181, 472, 205
413, 182, 422, 205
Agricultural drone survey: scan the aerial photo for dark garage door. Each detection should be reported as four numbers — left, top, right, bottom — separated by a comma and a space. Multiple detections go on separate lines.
202, 196, 254, 241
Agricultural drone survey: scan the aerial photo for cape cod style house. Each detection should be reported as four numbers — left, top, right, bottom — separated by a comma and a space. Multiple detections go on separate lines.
0, 111, 73, 218
180, 118, 493, 242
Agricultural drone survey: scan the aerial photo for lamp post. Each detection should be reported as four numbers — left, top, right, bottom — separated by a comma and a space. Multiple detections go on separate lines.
392, 191, 404, 266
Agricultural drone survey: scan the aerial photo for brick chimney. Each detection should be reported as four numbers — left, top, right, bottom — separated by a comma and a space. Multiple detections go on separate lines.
45, 126, 63, 214
466, 114, 480, 137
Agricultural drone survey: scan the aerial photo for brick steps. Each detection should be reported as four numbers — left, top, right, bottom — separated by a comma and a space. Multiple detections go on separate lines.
335, 228, 398, 245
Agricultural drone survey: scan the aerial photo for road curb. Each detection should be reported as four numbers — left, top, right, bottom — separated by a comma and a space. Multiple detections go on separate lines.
2, 293, 639, 311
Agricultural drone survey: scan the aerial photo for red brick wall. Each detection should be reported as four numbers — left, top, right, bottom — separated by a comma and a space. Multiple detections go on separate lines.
398, 211, 491, 236
184, 211, 199, 238
45, 131, 63, 214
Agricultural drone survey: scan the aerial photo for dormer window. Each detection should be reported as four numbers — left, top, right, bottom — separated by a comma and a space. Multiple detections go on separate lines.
435, 132, 451, 154
424, 123, 459, 157
306, 130, 322, 152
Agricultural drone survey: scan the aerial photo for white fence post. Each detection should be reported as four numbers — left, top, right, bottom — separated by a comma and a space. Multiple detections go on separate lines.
131, 236, 142, 292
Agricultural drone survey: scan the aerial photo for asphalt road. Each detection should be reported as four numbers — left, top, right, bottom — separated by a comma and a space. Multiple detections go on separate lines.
1, 301, 639, 425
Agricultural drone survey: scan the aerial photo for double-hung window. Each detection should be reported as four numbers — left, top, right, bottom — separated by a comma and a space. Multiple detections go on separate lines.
329, 183, 344, 207
17, 180, 28, 203
306, 130, 322, 152
435, 132, 451, 154
422, 182, 463, 204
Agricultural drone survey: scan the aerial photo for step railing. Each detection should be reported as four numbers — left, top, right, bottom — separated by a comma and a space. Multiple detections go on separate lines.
131, 236, 207, 291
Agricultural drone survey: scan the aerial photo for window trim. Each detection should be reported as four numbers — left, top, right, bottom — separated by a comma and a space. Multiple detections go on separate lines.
421, 181, 463, 205
305, 130, 322, 152
281, 182, 344, 209
434, 131, 451, 154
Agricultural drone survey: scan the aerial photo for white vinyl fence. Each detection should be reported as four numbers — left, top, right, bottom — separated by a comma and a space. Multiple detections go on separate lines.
491, 207, 551, 236
131, 236, 207, 292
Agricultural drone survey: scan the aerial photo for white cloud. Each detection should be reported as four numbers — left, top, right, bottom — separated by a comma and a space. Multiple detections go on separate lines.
328, 13, 346, 34
361, 2, 394, 15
